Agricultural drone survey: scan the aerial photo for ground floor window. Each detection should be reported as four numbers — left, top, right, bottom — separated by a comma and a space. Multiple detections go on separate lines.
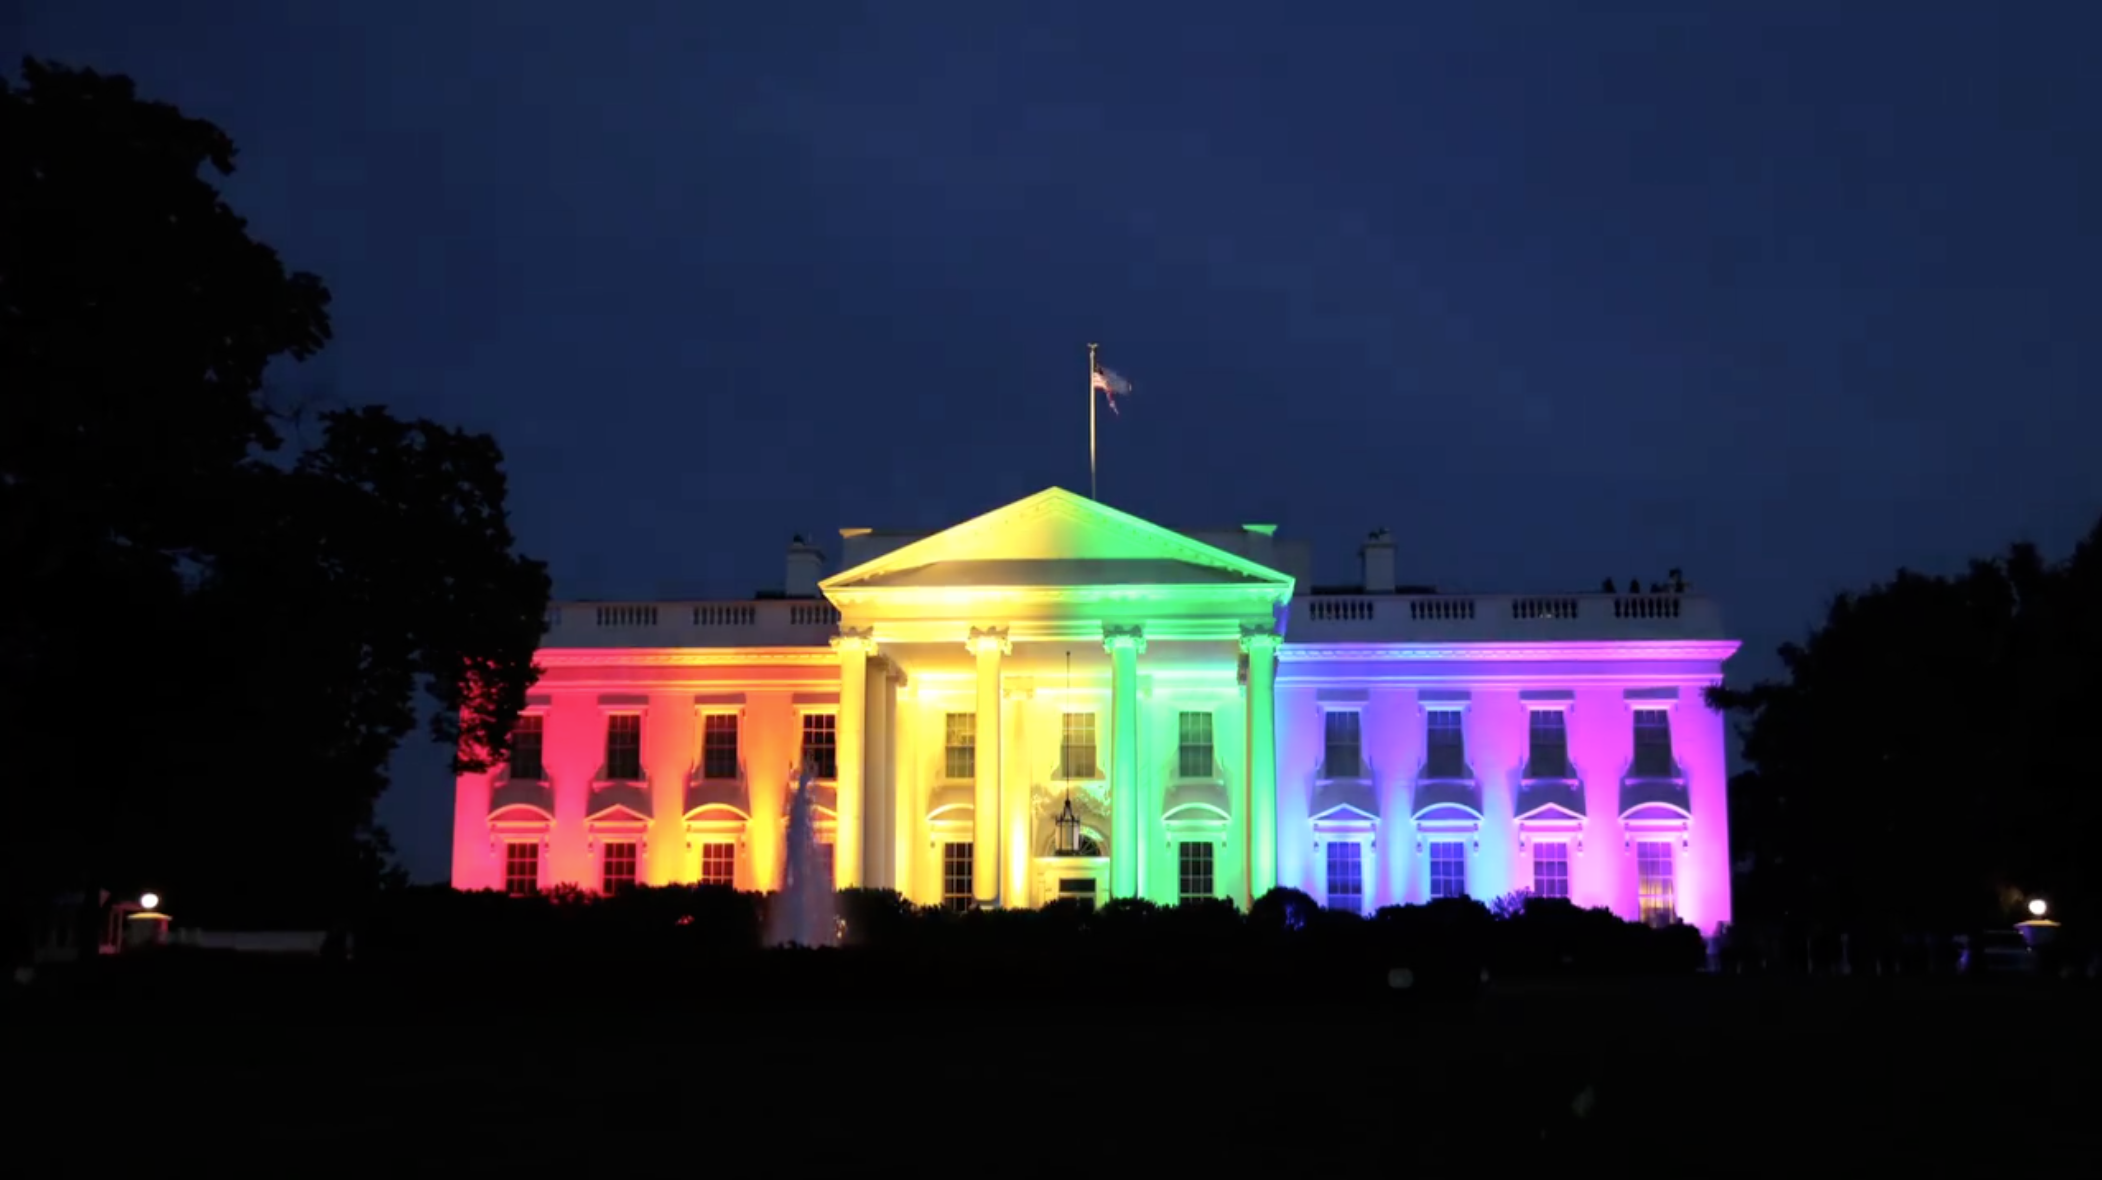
699, 841, 738, 888
1325, 842, 1364, 910
504, 842, 540, 896
1636, 839, 1676, 926
1057, 877, 1096, 912
1428, 840, 1467, 900
817, 840, 836, 889
601, 842, 638, 892
1530, 840, 1569, 900
942, 842, 974, 911
1178, 841, 1215, 902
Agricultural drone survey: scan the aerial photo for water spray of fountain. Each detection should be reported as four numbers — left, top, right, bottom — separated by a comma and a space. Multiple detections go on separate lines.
770, 761, 836, 947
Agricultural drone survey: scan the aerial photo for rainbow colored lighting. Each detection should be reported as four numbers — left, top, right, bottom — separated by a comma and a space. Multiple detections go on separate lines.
455, 488, 1736, 934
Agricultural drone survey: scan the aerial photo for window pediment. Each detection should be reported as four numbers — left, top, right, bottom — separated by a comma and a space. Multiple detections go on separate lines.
1515, 799, 1586, 826
1164, 780, 1230, 821
1311, 780, 1379, 823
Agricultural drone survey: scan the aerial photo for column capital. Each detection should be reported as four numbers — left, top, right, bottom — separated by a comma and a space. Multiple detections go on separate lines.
1237, 624, 1282, 655
1102, 623, 1147, 655
965, 626, 1011, 657
831, 626, 878, 657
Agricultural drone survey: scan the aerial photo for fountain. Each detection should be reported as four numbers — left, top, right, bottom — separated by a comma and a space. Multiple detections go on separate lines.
769, 762, 835, 947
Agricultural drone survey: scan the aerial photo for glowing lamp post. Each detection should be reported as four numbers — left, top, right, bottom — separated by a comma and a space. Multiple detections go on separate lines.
124, 891, 171, 950
2016, 896, 2059, 950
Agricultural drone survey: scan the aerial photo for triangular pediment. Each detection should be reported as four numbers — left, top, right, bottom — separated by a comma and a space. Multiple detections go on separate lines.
821, 488, 1294, 594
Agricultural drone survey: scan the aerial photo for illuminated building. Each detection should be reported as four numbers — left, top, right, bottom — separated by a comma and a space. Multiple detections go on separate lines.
453, 488, 1737, 933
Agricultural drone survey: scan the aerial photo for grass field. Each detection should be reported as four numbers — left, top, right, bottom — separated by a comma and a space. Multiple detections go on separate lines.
6, 966, 2096, 1172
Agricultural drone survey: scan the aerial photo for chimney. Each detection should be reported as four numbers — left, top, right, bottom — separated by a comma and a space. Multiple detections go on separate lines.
785, 534, 825, 598
1359, 529, 1396, 594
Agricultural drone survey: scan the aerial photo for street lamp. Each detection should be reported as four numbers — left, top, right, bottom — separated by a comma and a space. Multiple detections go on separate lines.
139, 892, 161, 912
2027, 898, 2048, 918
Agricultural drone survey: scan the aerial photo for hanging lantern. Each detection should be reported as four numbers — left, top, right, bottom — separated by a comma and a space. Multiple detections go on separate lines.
1054, 794, 1083, 856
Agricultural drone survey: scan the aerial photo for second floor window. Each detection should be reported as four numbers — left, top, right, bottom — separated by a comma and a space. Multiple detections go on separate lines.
944, 712, 976, 780
1177, 711, 1214, 779
1632, 708, 1675, 777
604, 714, 643, 781
1424, 709, 1468, 779
1058, 712, 1099, 779
1323, 709, 1363, 779
701, 714, 740, 780
1526, 709, 1571, 779
508, 714, 544, 781
801, 713, 837, 779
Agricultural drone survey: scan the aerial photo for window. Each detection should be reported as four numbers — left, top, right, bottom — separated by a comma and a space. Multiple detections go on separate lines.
1632, 709, 1675, 777
816, 841, 836, 889
1177, 841, 1215, 902
503, 843, 540, 896
1177, 711, 1214, 779
944, 712, 976, 780
1428, 840, 1467, 900
1325, 842, 1364, 911
1424, 709, 1467, 779
1636, 840, 1676, 926
1057, 878, 1097, 912
1323, 709, 1364, 778
699, 841, 737, 888
801, 713, 838, 779
701, 713, 739, 781
1526, 709, 1570, 779
941, 842, 974, 911
1531, 840, 1570, 900
1058, 712, 1099, 779
601, 842, 638, 893
508, 714, 545, 781
605, 714, 643, 781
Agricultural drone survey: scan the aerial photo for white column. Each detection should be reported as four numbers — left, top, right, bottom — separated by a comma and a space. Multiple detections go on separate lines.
831, 628, 875, 888
1104, 624, 1146, 899
1003, 679, 1035, 906
966, 626, 1010, 905
863, 656, 894, 890
889, 664, 912, 899
1241, 625, 1281, 903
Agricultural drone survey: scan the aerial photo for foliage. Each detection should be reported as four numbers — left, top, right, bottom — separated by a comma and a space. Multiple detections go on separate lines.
0, 59, 548, 936
356, 884, 1709, 985
1709, 521, 2102, 929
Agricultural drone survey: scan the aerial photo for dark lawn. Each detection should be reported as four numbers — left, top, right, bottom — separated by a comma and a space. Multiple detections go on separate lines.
6, 966, 2095, 1172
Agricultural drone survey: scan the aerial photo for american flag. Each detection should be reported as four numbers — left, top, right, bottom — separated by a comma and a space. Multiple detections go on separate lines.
1091, 359, 1132, 414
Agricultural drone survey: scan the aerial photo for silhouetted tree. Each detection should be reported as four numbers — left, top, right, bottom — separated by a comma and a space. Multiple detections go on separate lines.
1709, 524, 2102, 930
0, 59, 549, 941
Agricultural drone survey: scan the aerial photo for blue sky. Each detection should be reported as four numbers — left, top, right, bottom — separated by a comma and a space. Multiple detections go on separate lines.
16, 2, 2100, 878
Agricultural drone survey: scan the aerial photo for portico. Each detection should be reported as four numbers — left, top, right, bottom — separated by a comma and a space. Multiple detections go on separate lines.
815, 488, 1296, 908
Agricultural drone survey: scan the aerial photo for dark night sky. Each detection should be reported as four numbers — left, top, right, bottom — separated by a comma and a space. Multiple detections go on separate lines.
17, 2, 2101, 880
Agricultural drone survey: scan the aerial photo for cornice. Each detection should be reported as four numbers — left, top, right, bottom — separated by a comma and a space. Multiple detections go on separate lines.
827, 584, 1287, 608
536, 647, 839, 669
1278, 641, 1741, 663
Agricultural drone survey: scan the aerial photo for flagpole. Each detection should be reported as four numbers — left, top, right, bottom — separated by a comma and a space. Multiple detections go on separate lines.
1087, 341, 1099, 501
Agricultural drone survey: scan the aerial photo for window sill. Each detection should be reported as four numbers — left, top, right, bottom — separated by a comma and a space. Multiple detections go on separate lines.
504, 776, 549, 787
591, 778, 645, 790
1173, 774, 1227, 787
1314, 775, 1373, 787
